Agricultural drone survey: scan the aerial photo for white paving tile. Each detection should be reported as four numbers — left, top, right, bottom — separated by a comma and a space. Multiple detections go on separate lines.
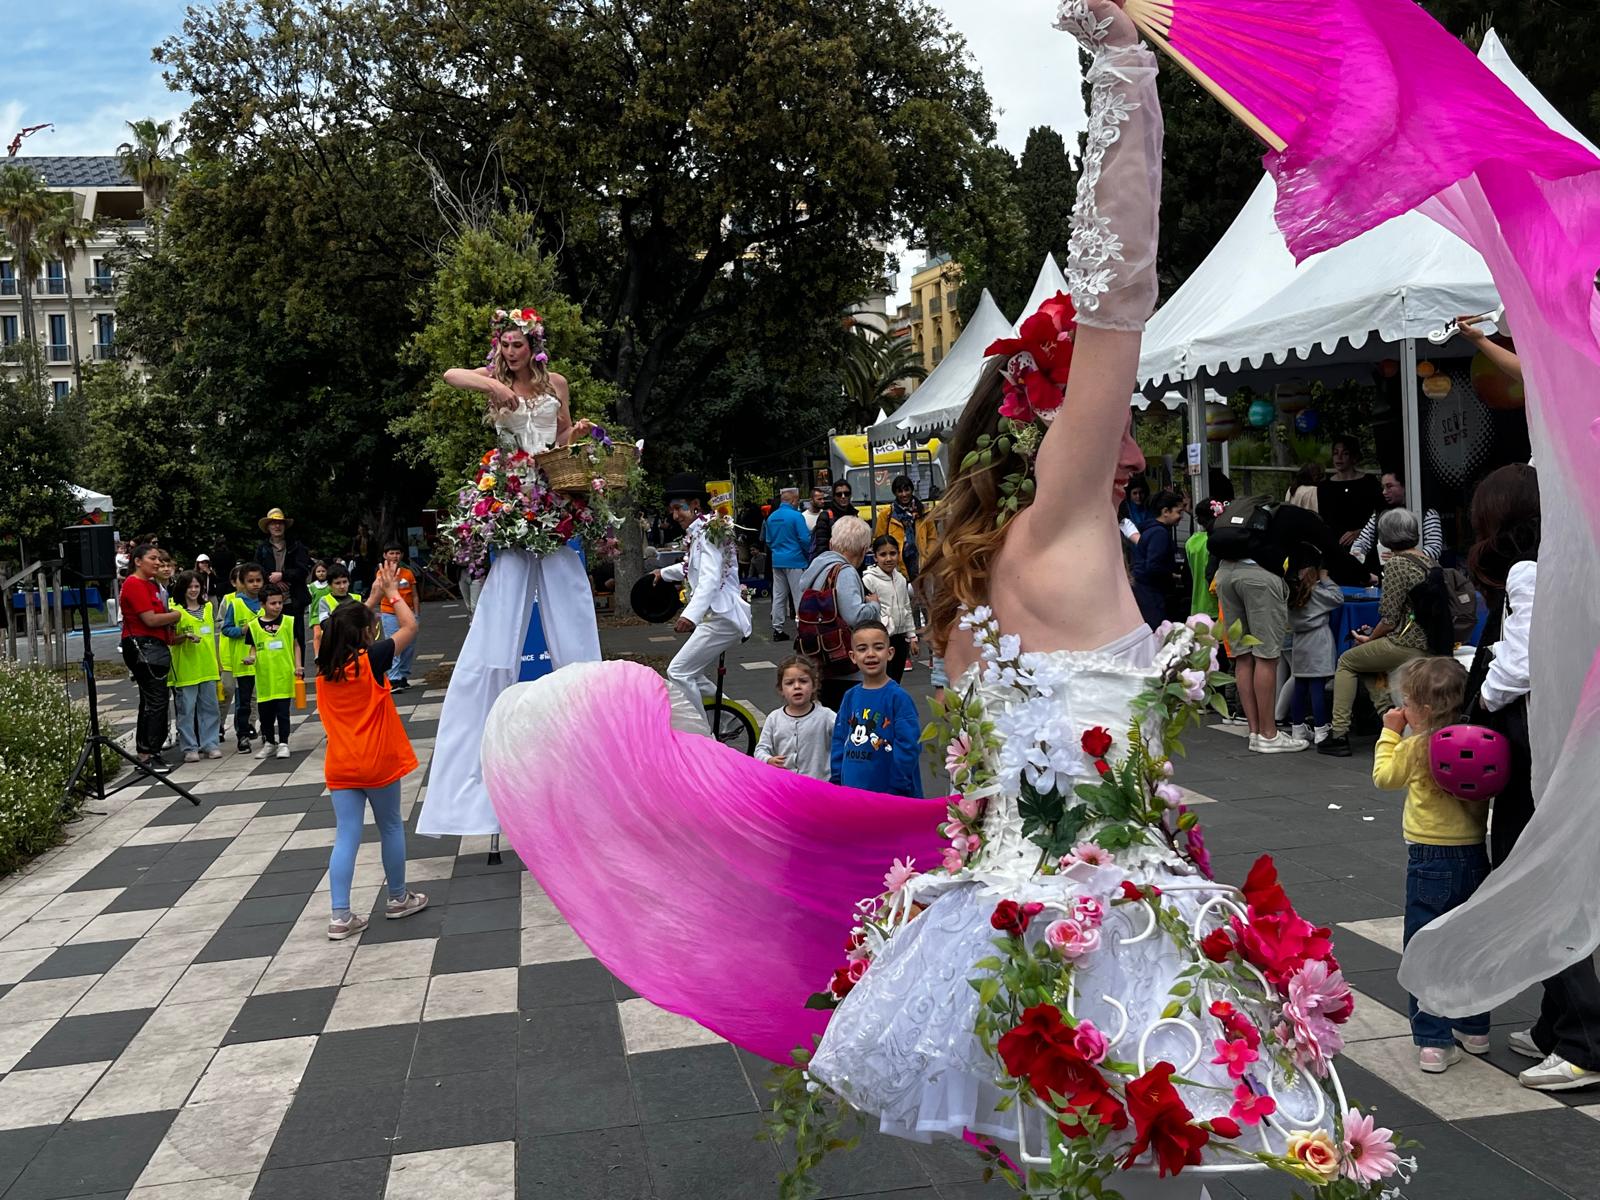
0, 974, 102, 1023
188, 1036, 316, 1105
384, 1140, 515, 1200
617, 997, 725, 1054
0, 1019, 56, 1073
0, 1061, 112, 1129
162, 957, 270, 1007
68, 908, 166, 944
1341, 1035, 1562, 1120
422, 968, 517, 1020
1338, 916, 1405, 955
0, 945, 55, 984
519, 921, 590, 965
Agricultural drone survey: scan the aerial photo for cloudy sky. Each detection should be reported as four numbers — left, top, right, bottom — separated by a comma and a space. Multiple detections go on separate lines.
1, 0, 1082, 298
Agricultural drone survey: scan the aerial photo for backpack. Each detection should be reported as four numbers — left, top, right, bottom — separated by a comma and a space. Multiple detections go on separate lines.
1409, 564, 1479, 654
1207, 496, 1278, 562
795, 565, 854, 672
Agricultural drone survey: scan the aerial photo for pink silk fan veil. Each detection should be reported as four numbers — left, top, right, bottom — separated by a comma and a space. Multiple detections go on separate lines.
1145, 0, 1600, 1013
480, 661, 949, 1062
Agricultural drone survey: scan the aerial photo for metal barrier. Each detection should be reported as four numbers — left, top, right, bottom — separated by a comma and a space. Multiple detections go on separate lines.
3, 560, 72, 670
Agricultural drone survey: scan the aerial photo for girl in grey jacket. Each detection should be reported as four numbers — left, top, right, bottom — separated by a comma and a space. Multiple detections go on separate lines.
1288, 564, 1346, 743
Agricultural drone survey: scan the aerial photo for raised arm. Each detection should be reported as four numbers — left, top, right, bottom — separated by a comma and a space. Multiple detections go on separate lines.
443, 366, 517, 413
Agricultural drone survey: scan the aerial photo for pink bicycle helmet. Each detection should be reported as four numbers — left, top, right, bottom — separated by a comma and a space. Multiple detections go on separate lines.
1429, 725, 1512, 800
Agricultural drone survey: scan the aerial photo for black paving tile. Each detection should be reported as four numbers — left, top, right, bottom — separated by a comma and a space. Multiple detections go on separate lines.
1458, 1107, 1600, 1198
143, 800, 208, 827
194, 921, 295, 964
355, 903, 445, 944
101, 881, 191, 913
294, 806, 338, 830
516, 1126, 653, 1200
245, 868, 326, 900
640, 1112, 779, 1200
252, 1155, 390, 1200
23, 939, 138, 981
64, 845, 172, 892
134, 839, 235, 885
518, 959, 617, 1010
0, 1126, 57, 1197
394, 1066, 516, 1154
299, 1024, 418, 1088
223, 986, 339, 1045
256, 795, 321, 818
517, 1004, 634, 1136
4, 1111, 175, 1200
15, 1008, 153, 1071
629, 1044, 756, 1124
431, 928, 518, 975
443, 871, 520, 905
221, 893, 308, 929
451, 849, 524, 877
411, 1013, 518, 1079
265, 847, 335, 875
265, 1079, 405, 1169
440, 897, 520, 937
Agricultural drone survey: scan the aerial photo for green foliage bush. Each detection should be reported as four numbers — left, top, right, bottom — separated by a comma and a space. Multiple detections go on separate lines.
0, 661, 89, 874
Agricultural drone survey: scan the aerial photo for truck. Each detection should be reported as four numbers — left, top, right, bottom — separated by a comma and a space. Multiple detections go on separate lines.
825, 435, 948, 522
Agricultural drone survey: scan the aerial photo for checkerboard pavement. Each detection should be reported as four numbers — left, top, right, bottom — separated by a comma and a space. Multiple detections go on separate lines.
1, 601, 1596, 1199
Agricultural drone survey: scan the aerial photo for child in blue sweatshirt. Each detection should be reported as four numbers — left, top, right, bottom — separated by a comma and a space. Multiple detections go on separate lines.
830, 620, 923, 797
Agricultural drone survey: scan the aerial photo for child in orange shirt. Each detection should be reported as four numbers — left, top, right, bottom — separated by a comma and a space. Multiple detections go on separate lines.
378, 542, 420, 692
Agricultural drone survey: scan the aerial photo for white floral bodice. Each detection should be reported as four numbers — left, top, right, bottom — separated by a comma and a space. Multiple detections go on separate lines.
492, 393, 559, 456
956, 624, 1169, 882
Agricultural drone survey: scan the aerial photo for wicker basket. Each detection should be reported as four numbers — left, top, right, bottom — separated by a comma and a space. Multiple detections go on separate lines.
535, 442, 637, 494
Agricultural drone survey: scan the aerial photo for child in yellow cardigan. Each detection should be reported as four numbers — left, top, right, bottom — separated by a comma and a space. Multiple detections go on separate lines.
1373, 655, 1489, 1075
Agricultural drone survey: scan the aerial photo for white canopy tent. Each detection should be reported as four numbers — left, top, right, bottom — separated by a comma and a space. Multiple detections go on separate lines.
1014, 253, 1069, 325
869, 288, 1014, 444
70, 485, 113, 515
1136, 31, 1591, 504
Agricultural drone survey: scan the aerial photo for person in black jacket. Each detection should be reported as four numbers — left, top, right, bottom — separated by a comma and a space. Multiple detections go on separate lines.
810, 480, 860, 561
254, 506, 314, 651
1131, 490, 1185, 629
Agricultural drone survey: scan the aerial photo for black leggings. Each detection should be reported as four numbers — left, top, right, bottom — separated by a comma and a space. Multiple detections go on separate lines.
887, 634, 911, 682
258, 698, 291, 744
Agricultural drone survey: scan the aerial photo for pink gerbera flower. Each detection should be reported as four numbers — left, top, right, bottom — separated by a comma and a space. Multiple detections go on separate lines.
1340, 1108, 1400, 1184
944, 732, 972, 779
883, 857, 918, 894
1061, 842, 1114, 869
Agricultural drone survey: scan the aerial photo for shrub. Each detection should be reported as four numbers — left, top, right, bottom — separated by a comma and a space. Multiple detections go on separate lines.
0, 660, 90, 874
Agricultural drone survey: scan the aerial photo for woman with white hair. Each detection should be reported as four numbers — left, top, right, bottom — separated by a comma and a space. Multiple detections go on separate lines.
1319, 506, 1435, 757
796, 514, 881, 711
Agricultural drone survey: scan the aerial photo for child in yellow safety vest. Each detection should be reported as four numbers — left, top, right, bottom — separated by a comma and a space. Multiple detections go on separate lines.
169, 570, 224, 762
311, 563, 381, 657
221, 563, 266, 753
244, 583, 304, 760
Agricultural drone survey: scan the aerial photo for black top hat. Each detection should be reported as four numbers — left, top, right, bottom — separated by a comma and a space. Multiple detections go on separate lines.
630, 574, 683, 624
661, 474, 708, 504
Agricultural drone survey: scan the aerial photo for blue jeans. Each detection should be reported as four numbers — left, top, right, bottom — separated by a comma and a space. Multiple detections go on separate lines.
328, 781, 409, 916
173, 682, 221, 754
1290, 676, 1331, 727
1404, 843, 1492, 1046
379, 612, 415, 681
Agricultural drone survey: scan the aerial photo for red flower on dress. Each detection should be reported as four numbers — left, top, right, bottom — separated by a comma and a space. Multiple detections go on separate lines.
1122, 1062, 1209, 1177
991, 899, 1045, 936
1208, 1117, 1242, 1139
997, 1006, 1127, 1137
1094, 760, 1112, 777
1080, 726, 1114, 758
1200, 928, 1235, 963
1241, 855, 1292, 916
1231, 909, 1336, 990
983, 292, 1078, 422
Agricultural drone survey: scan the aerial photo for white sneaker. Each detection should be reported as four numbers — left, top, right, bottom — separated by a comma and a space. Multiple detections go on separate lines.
1460, 1034, 1491, 1056
1508, 1030, 1544, 1060
1291, 722, 1313, 745
1420, 1045, 1460, 1073
1255, 732, 1310, 754
275, 742, 290, 760
254, 743, 271, 760
1312, 724, 1332, 745
1519, 1051, 1600, 1091
1248, 733, 1262, 752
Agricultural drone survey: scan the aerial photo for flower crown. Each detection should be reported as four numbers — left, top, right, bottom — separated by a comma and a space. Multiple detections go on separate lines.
983, 291, 1077, 424
488, 306, 550, 368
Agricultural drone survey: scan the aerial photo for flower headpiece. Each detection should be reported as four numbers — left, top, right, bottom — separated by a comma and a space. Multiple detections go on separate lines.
488, 306, 550, 368
983, 291, 1077, 424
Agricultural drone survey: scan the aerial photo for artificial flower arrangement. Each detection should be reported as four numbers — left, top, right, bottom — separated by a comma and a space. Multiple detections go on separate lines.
443, 427, 636, 580
768, 613, 1417, 1200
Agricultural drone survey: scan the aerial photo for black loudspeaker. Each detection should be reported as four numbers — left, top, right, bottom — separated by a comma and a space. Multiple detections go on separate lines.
60, 524, 117, 581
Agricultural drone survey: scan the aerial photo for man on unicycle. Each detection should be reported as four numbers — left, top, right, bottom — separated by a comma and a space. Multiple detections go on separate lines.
654, 474, 752, 704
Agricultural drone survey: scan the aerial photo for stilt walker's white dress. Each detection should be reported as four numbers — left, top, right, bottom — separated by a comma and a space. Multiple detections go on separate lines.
419, 395, 602, 837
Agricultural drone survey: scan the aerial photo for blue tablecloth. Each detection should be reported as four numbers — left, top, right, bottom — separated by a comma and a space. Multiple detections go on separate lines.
1331, 585, 1489, 660
10, 586, 103, 612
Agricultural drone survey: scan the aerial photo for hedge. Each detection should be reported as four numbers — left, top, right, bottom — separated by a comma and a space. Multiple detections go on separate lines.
0, 660, 90, 874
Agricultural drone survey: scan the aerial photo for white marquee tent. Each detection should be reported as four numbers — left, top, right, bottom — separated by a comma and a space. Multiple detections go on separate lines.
868, 288, 1014, 444
1014, 253, 1069, 326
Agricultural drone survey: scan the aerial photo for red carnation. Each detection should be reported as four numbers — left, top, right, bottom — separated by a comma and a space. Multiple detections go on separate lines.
828, 966, 857, 999
1122, 1062, 1209, 1177
997, 1004, 1076, 1079
998, 1006, 1127, 1136
1241, 856, 1291, 916
1200, 928, 1235, 963
991, 899, 1045, 936
1231, 910, 1336, 990
1081, 727, 1114, 759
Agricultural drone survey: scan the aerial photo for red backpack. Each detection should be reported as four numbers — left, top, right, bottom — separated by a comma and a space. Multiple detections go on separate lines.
795, 565, 854, 671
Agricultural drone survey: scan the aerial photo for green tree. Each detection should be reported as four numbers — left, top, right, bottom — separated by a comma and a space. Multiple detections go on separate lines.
1016, 126, 1078, 281
0, 165, 52, 351
116, 118, 181, 237
77, 363, 224, 554
393, 210, 618, 500
156, 0, 997, 453
0, 342, 81, 558
943, 144, 1031, 324
38, 193, 100, 397
839, 326, 927, 427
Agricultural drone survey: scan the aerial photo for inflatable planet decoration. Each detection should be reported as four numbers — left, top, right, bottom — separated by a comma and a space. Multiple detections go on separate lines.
1248, 398, 1277, 428
1378, 359, 1400, 379
1417, 360, 1437, 379
1274, 382, 1313, 414
1472, 351, 1526, 410
1422, 374, 1453, 400
1294, 409, 1320, 434
1206, 403, 1238, 444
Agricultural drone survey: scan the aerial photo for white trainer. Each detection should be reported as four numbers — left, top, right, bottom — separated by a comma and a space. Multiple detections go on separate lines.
1248, 733, 1262, 752
1255, 732, 1310, 754
275, 743, 290, 760
1507, 1030, 1544, 1060
1312, 724, 1332, 745
1519, 1052, 1600, 1092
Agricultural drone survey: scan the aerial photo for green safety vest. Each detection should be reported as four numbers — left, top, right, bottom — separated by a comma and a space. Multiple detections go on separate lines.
317, 591, 363, 626
169, 601, 221, 688
307, 581, 333, 625
221, 592, 262, 676
248, 615, 297, 702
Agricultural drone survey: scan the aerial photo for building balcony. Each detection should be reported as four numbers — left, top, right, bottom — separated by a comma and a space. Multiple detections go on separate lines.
93, 343, 116, 361
0, 343, 19, 364
86, 276, 117, 295
0, 279, 16, 297
909, 306, 923, 321
929, 296, 943, 316
41, 278, 68, 296
46, 343, 71, 364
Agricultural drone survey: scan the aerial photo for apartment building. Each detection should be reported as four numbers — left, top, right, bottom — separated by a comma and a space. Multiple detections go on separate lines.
906, 253, 962, 378
1, 157, 145, 401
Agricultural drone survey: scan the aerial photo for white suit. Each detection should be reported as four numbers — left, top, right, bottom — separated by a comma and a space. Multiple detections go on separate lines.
660, 515, 752, 700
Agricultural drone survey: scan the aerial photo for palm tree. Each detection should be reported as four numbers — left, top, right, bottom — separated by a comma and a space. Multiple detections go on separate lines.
0, 164, 53, 347
840, 325, 928, 426
116, 119, 180, 233
39, 192, 100, 397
